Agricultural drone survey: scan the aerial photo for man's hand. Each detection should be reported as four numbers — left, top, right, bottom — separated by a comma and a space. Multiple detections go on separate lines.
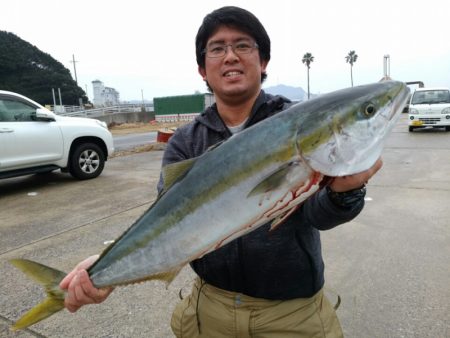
59, 255, 114, 313
329, 157, 383, 192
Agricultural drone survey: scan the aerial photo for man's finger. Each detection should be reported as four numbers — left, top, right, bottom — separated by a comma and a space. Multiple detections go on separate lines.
72, 272, 96, 304
76, 255, 100, 270
60, 255, 99, 290
78, 269, 106, 303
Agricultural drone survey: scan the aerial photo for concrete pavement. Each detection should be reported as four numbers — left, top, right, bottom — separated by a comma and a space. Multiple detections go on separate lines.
0, 114, 449, 337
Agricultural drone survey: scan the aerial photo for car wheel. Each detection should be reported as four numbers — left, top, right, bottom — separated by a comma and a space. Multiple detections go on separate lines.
408, 126, 414, 132
446, 126, 450, 132
69, 143, 105, 180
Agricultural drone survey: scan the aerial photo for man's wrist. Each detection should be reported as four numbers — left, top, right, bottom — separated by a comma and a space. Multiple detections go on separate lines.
326, 185, 367, 209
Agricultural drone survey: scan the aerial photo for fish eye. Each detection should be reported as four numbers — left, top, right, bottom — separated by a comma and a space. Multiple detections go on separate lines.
363, 102, 376, 117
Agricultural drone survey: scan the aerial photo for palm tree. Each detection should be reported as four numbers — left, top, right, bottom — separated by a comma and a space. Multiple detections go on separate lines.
345, 50, 358, 87
302, 52, 314, 99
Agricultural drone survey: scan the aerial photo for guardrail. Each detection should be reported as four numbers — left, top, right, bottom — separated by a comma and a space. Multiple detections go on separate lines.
56, 104, 154, 118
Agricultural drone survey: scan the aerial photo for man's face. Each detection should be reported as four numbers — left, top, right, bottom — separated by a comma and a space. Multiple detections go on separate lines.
198, 26, 268, 103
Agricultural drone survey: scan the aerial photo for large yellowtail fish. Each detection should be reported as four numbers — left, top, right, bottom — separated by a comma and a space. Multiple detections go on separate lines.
10, 80, 409, 330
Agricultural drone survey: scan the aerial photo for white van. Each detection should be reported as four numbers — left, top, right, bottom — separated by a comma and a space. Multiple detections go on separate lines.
408, 87, 450, 132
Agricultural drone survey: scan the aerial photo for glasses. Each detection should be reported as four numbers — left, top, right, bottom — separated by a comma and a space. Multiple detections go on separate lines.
202, 41, 259, 58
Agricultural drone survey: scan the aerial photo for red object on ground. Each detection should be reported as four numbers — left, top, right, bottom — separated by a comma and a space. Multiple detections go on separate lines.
157, 129, 174, 143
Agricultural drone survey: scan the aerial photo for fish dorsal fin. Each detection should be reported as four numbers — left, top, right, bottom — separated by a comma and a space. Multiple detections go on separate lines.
247, 163, 293, 197
162, 140, 224, 192
162, 158, 197, 191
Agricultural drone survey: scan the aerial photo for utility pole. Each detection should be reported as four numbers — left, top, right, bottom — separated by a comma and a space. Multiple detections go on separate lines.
58, 88, 63, 107
52, 88, 57, 111
383, 54, 390, 78
70, 54, 79, 85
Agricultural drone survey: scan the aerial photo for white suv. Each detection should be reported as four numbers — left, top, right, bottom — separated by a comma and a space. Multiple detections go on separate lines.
408, 87, 450, 132
0, 90, 114, 180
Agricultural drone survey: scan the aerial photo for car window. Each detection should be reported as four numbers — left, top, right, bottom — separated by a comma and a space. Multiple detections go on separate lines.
411, 90, 450, 105
0, 98, 37, 122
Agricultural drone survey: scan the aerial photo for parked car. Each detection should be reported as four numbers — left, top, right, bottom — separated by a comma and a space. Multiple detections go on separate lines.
408, 87, 450, 132
0, 90, 114, 180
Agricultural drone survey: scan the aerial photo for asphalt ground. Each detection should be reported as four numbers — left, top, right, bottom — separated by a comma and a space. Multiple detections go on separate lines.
0, 114, 449, 337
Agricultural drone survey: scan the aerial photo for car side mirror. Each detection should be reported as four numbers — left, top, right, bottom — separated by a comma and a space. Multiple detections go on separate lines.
35, 108, 56, 122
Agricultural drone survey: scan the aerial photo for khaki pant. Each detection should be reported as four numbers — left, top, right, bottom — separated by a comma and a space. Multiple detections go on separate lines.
171, 278, 343, 338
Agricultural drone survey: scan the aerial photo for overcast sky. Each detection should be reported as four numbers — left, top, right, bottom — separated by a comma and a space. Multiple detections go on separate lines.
3, 0, 449, 101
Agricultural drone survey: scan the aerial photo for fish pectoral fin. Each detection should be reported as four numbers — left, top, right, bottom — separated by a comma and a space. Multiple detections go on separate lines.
247, 163, 295, 197
162, 158, 197, 191
9, 259, 66, 331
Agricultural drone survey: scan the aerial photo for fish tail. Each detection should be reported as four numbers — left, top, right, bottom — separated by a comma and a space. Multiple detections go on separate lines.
9, 258, 67, 331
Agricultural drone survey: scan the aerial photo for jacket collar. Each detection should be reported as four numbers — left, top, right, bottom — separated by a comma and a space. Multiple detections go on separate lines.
195, 90, 289, 133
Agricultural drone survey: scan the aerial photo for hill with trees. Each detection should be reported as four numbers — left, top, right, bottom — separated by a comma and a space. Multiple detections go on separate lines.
0, 31, 87, 105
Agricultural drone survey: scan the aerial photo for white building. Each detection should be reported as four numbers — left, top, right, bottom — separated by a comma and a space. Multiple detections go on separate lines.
92, 80, 120, 107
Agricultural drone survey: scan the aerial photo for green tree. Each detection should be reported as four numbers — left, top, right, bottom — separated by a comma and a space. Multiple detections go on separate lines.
302, 52, 314, 99
0, 31, 88, 105
345, 50, 358, 87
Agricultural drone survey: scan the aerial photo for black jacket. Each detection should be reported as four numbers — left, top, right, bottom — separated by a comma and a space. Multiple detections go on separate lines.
158, 90, 364, 299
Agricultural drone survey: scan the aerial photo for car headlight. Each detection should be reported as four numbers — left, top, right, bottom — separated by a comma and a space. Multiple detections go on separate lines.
95, 120, 108, 129
442, 107, 450, 114
409, 108, 419, 114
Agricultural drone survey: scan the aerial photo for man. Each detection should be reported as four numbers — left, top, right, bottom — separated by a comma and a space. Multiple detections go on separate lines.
61, 6, 382, 337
